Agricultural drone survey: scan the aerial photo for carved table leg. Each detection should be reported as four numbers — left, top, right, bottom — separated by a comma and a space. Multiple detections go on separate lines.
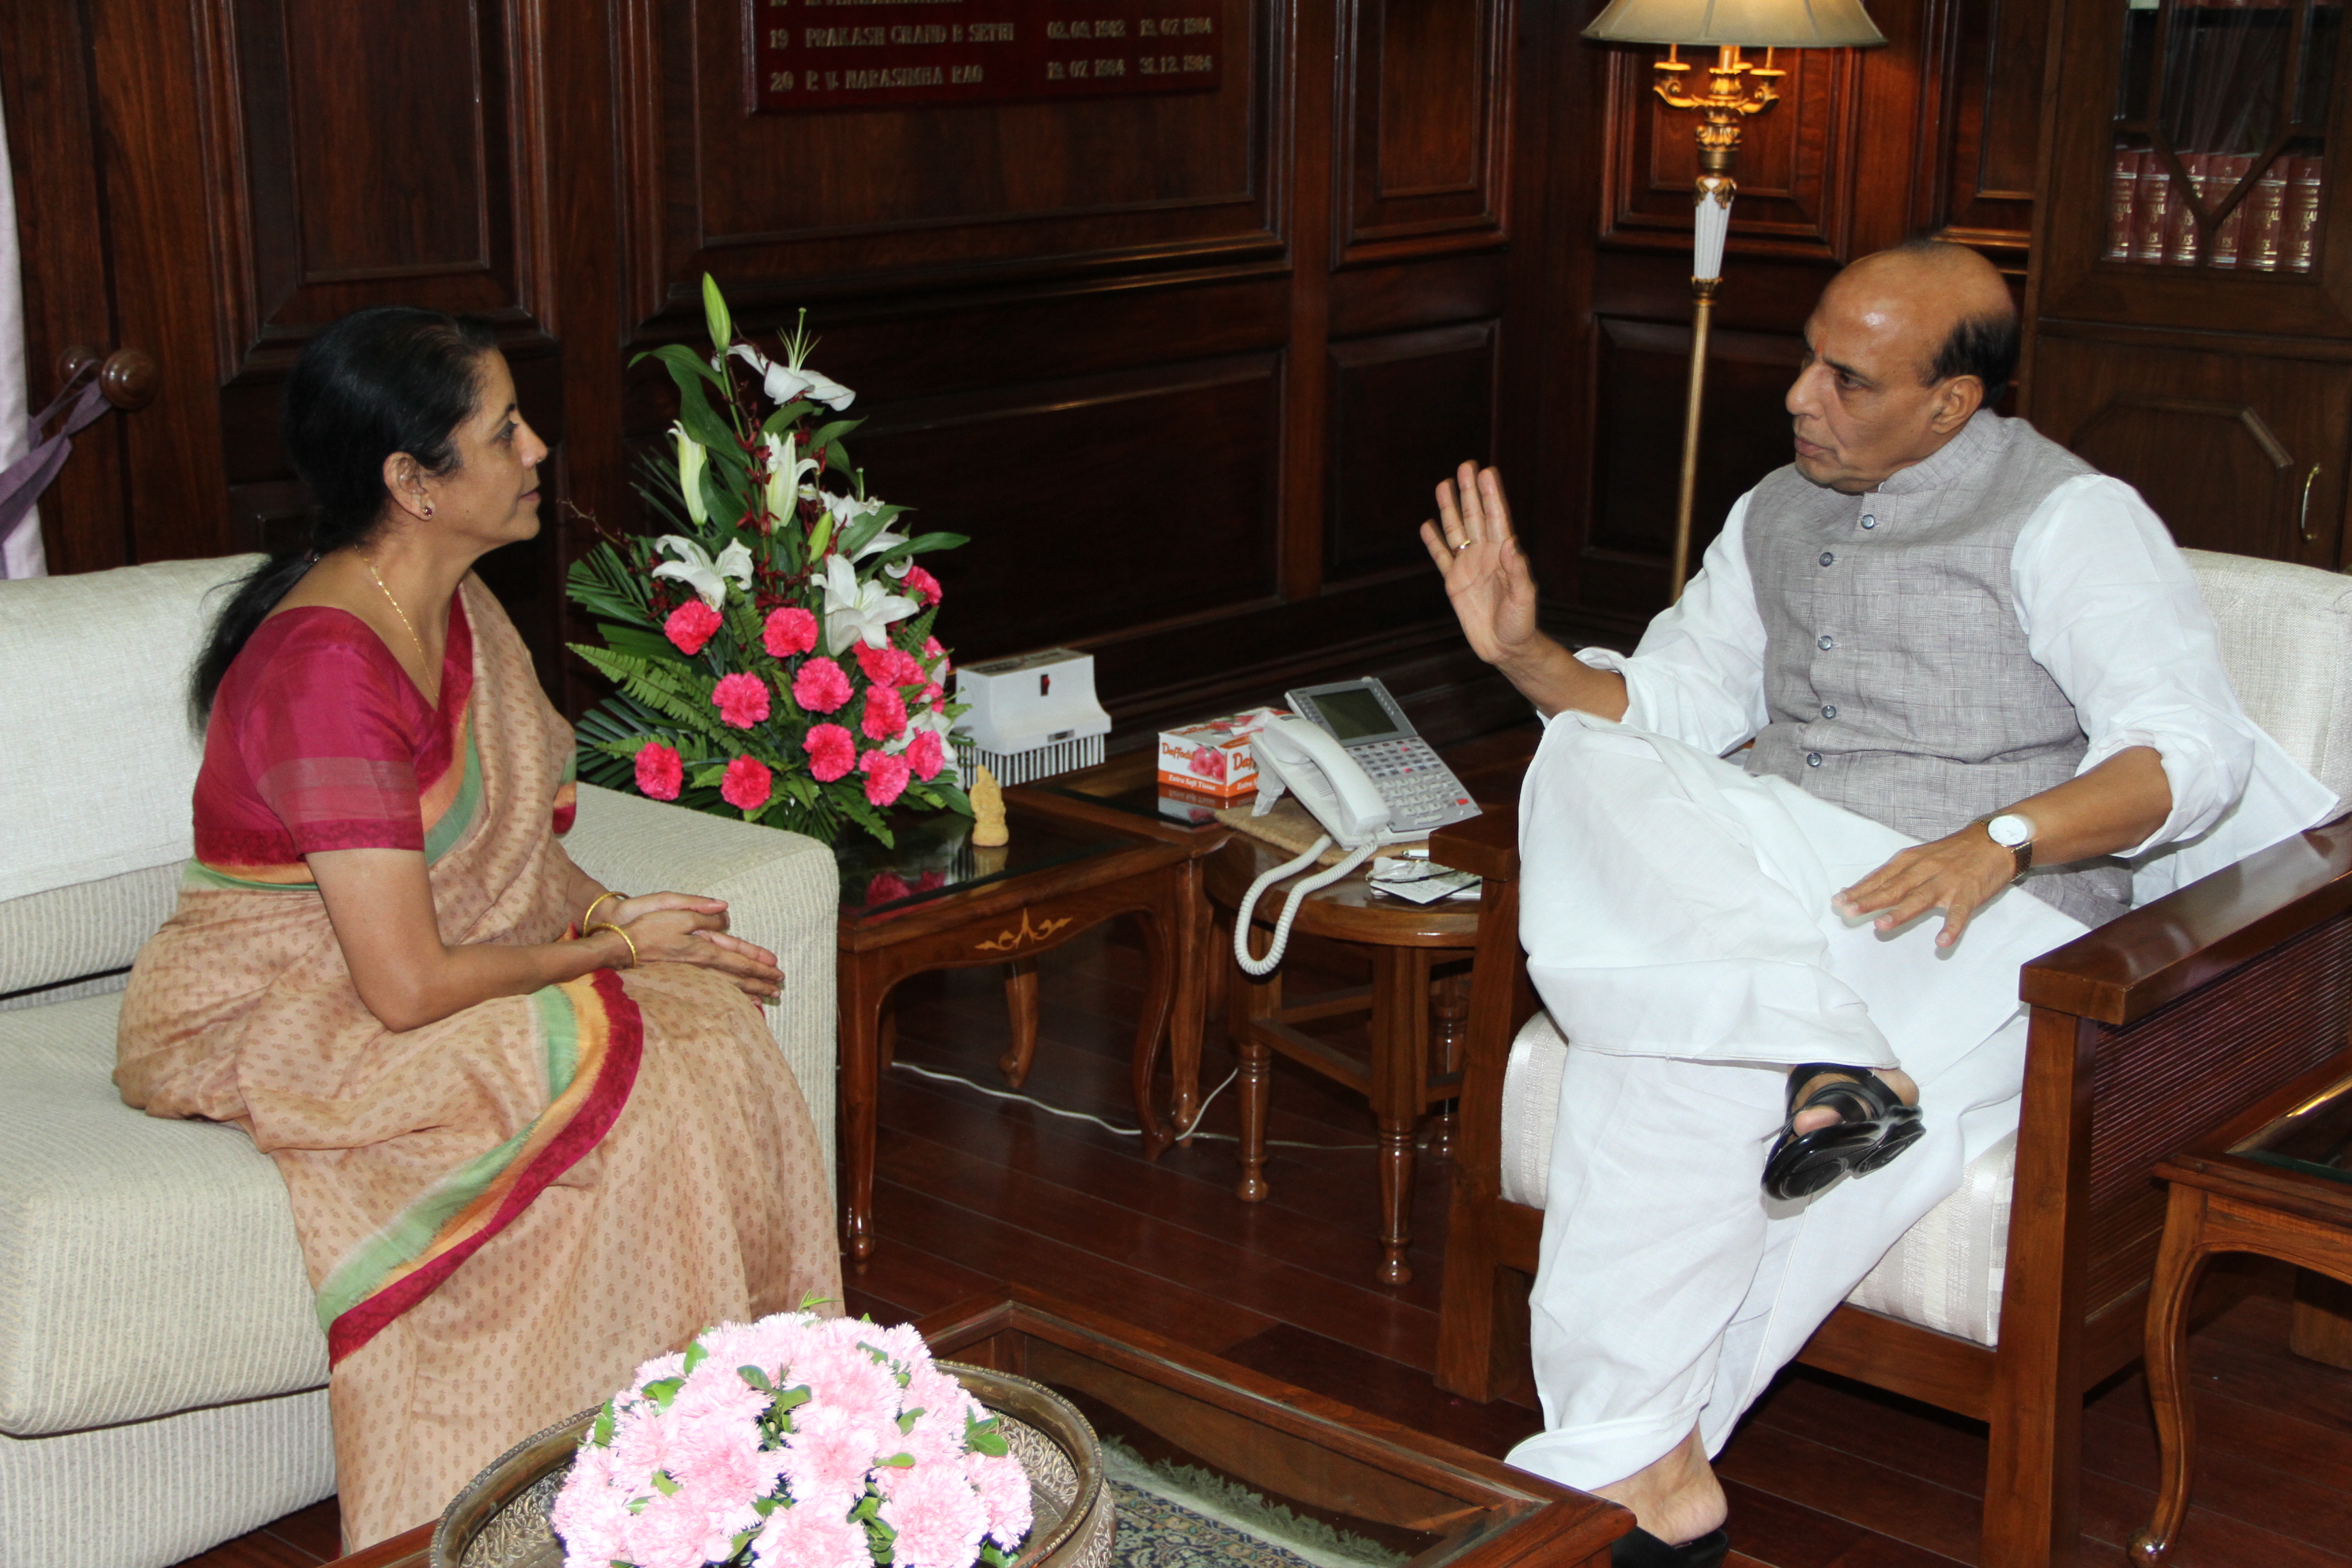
1129, 872, 1179, 1158
998, 958, 1039, 1086
1426, 968, 1470, 1159
2131, 1184, 2212, 1567
1233, 921, 1279, 1203
1168, 857, 1210, 1141
837, 957, 889, 1263
1369, 947, 1435, 1286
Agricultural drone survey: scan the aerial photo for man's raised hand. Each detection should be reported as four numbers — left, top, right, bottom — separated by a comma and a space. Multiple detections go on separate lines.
1420, 462, 1538, 667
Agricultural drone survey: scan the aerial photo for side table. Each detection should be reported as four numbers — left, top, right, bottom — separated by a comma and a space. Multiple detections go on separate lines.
1205, 831, 1482, 1286
834, 802, 1190, 1261
2131, 1051, 2352, 1565
1009, 754, 1237, 1139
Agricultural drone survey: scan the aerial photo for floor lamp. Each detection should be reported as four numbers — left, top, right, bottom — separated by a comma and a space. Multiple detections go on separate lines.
1582, 0, 1886, 599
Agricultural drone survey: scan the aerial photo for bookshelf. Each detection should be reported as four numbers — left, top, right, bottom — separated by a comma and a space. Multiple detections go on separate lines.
2026, 0, 2352, 568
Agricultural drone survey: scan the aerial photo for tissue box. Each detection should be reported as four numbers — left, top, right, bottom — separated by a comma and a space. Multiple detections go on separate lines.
1156, 706, 1290, 798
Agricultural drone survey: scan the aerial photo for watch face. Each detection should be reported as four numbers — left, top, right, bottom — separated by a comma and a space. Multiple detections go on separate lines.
1987, 813, 2034, 848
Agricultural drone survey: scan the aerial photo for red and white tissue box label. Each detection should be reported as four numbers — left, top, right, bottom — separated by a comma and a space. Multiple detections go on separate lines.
1154, 706, 1290, 799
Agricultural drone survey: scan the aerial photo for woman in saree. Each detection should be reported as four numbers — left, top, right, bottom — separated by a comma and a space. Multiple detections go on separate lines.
116, 307, 840, 1550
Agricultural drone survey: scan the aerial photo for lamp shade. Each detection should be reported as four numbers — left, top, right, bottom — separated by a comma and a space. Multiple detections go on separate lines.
1582, 0, 1885, 48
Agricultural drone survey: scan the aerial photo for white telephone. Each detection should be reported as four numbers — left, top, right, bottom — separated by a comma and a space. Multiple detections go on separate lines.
1230, 717, 1425, 976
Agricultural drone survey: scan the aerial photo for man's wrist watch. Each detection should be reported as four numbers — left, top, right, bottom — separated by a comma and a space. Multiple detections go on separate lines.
1980, 812, 2036, 884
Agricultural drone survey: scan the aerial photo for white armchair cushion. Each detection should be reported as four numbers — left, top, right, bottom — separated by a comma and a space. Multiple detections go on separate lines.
0, 557, 262, 906
2184, 549, 2352, 802
1497, 1012, 2012, 1347
0, 994, 325, 1437
561, 783, 840, 1191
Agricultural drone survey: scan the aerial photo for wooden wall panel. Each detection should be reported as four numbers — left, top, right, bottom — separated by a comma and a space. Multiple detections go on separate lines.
1911, 0, 2043, 254
1324, 321, 1496, 582
1338, 0, 1513, 259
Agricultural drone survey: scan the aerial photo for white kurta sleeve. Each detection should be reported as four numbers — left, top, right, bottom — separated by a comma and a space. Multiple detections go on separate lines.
2010, 475, 2255, 854
1571, 494, 1770, 757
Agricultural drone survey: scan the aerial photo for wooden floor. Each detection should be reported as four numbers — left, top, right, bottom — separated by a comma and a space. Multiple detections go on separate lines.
184, 730, 2352, 1568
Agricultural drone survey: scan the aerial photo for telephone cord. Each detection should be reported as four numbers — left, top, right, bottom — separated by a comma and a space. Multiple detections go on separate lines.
892, 1060, 1382, 1150
1230, 835, 1377, 977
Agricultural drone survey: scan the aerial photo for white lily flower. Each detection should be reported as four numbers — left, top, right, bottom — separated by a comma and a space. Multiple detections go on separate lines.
729, 344, 855, 412
762, 431, 819, 528
651, 535, 753, 610
670, 423, 708, 526
820, 553, 918, 654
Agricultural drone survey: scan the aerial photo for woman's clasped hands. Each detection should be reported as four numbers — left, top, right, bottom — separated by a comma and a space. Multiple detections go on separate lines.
594, 892, 783, 1002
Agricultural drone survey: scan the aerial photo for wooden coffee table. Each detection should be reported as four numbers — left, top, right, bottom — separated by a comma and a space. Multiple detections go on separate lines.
832, 802, 1191, 1261
328, 1290, 1624, 1568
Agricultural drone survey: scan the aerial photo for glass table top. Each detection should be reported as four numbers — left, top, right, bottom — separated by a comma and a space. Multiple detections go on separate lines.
831, 804, 1139, 921
1030, 772, 1252, 831
2231, 1065, 2352, 1186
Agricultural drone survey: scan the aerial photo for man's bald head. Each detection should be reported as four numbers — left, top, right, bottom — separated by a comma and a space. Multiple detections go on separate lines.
1785, 240, 2021, 493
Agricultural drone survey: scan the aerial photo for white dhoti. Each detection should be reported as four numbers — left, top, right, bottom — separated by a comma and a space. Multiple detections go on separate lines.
1504, 713, 2087, 1490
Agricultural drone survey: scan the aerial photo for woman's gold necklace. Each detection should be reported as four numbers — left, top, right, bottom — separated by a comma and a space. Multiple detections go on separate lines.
356, 553, 435, 686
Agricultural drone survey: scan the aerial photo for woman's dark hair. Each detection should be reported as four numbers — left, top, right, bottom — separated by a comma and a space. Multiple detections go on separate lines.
189, 307, 499, 723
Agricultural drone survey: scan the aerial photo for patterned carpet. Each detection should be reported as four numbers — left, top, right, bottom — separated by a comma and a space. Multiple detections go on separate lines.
1100, 1439, 1406, 1568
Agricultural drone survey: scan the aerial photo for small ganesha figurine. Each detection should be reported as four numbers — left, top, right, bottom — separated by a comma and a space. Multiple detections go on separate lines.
970, 764, 1009, 847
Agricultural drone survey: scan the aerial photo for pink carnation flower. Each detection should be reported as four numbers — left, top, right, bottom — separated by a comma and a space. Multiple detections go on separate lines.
861, 749, 911, 808
804, 723, 857, 782
904, 730, 945, 782
898, 565, 943, 608
635, 741, 683, 802
664, 600, 723, 655
877, 1462, 987, 1568
721, 755, 772, 812
750, 1500, 870, 1568
965, 1450, 1034, 1549
778, 1401, 895, 1518
763, 606, 819, 658
861, 684, 909, 742
713, 672, 772, 729
794, 657, 853, 714
854, 642, 924, 688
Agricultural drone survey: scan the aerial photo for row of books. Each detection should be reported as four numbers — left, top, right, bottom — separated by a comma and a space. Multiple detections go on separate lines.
2104, 148, 2323, 271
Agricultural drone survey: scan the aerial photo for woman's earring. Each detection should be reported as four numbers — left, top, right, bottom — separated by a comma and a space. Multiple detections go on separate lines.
421, 504, 434, 517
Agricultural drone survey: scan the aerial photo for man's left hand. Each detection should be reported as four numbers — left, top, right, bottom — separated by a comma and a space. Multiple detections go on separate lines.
1835, 828, 2016, 949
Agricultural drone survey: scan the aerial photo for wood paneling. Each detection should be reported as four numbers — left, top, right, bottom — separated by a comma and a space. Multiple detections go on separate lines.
1325, 321, 1497, 582
1338, 0, 1514, 260
1911, 0, 2044, 254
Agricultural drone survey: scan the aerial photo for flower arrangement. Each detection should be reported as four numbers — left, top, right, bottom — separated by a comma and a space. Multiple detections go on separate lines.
549, 1308, 1032, 1568
568, 276, 970, 847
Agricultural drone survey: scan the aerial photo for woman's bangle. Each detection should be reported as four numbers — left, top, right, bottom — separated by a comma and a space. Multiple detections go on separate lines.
589, 921, 638, 969
583, 890, 625, 930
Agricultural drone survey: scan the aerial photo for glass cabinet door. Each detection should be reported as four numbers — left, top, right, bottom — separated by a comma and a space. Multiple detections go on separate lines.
2106, 0, 2340, 272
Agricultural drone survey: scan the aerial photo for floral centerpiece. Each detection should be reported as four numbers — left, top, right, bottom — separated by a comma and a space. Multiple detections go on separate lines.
549, 1308, 1032, 1568
568, 277, 971, 847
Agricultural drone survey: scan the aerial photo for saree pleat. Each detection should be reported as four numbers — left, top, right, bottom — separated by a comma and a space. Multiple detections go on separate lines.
116, 580, 838, 1549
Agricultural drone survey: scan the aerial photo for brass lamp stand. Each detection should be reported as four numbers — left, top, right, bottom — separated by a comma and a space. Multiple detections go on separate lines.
1582, 0, 1886, 600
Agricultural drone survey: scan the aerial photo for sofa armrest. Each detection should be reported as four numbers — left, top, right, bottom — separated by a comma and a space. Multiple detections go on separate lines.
2023, 816, 2352, 1026
563, 783, 840, 1196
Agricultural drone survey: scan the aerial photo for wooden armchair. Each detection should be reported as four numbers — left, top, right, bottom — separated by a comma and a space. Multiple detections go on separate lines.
1428, 551, 2352, 1568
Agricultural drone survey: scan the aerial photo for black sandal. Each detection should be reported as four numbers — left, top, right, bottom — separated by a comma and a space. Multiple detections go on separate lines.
1612, 1525, 1730, 1567
1761, 1062, 1923, 1200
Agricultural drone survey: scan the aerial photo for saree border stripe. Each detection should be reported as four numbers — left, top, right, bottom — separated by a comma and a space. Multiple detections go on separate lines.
321, 966, 647, 1367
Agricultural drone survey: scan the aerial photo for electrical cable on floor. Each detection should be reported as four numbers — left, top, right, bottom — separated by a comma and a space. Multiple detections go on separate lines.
891, 1060, 1392, 1150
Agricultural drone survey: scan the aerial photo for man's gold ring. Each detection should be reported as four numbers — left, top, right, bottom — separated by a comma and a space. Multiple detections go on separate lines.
1452, 539, 1470, 553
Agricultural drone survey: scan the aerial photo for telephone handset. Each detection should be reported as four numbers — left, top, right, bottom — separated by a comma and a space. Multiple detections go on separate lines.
1248, 717, 1402, 849
1230, 718, 1422, 976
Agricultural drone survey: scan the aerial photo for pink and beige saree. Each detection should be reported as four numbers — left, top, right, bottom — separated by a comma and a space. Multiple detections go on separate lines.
117, 578, 838, 1549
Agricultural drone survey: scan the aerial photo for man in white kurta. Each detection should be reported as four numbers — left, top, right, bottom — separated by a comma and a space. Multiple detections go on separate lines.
1418, 242, 2337, 1563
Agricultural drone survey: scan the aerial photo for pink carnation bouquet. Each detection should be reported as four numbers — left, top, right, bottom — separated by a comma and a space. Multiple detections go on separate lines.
549, 1308, 1032, 1568
567, 275, 971, 847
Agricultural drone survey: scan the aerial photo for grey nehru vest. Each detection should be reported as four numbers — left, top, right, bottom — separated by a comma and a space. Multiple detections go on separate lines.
1743, 410, 2130, 928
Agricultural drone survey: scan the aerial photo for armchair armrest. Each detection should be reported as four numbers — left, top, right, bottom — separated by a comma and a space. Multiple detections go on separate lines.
564, 783, 840, 1194
2023, 817, 2352, 1026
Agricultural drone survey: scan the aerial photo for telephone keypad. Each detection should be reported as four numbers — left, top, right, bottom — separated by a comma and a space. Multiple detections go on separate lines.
1343, 736, 1478, 832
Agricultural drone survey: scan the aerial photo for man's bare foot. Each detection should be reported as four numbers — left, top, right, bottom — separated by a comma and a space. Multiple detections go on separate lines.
1790, 1066, 1917, 1137
1593, 1426, 1727, 1548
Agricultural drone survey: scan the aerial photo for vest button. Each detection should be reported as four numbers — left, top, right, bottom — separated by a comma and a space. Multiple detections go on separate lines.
1860, 514, 1878, 529
1819, 551, 1835, 567
1806, 752, 1824, 767
1817, 634, 1835, 651
1821, 704, 1837, 719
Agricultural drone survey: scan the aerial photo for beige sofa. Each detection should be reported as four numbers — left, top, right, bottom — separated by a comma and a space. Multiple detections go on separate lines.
0, 557, 838, 1568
